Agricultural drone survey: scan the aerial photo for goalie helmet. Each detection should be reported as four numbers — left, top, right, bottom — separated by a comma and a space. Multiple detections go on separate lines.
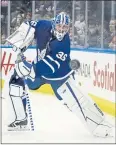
52, 12, 70, 41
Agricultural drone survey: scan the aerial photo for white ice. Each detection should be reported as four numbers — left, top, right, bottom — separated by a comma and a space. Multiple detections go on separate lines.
1, 91, 116, 144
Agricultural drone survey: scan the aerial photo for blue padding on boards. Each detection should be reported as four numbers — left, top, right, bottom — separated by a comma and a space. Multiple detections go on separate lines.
1, 45, 116, 54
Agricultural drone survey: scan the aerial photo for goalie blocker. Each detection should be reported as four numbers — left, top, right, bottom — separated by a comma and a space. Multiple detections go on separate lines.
57, 74, 114, 137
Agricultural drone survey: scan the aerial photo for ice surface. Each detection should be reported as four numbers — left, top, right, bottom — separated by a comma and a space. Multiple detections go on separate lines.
1, 91, 116, 144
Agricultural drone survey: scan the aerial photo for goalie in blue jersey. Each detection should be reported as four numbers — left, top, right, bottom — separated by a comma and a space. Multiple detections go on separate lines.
6, 12, 114, 137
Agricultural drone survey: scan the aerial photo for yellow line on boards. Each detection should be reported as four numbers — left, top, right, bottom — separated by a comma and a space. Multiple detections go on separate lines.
89, 93, 116, 117
1, 79, 115, 116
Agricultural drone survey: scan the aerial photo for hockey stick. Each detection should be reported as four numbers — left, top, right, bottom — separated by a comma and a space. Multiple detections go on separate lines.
13, 51, 35, 131
24, 81, 35, 131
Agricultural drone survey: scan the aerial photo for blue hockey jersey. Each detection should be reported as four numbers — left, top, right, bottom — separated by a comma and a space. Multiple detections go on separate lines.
27, 20, 73, 80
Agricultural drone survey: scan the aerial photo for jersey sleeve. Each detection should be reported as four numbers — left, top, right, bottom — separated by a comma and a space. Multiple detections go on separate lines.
25, 20, 38, 28
25, 20, 39, 39
33, 38, 71, 77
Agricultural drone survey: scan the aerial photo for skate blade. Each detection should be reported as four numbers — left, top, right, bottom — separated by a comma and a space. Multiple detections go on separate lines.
8, 125, 30, 131
107, 127, 115, 138
93, 130, 115, 138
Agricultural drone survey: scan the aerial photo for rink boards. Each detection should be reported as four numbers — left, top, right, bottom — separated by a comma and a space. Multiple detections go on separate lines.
0, 46, 116, 116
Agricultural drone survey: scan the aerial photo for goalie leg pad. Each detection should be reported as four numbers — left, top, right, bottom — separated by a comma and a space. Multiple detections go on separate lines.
9, 84, 24, 97
9, 72, 27, 121
9, 84, 26, 120
57, 75, 112, 137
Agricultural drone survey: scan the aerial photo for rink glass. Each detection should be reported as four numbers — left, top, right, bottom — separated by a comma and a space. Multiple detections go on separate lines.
1, 0, 116, 49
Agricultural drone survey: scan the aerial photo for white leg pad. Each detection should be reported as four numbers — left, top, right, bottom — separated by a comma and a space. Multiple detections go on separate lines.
57, 75, 112, 137
10, 84, 24, 96
11, 96, 26, 120
9, 84, 26, 120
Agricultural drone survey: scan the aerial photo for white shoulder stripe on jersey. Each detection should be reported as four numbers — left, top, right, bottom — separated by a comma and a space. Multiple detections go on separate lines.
46, 55, 60, 69
43, 59, 55, 73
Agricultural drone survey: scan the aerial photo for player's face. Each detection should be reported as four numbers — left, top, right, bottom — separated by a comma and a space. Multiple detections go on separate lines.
55, 24, 69, 34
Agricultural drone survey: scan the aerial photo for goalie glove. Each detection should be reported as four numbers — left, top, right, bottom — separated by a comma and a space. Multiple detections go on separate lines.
15, 53, 35, 79
6, 22, 35, 52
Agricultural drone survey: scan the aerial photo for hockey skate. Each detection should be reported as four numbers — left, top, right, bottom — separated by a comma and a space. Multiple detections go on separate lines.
8, 117, 30, 131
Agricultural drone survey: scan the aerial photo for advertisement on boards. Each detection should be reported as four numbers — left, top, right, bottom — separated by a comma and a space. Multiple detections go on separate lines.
71, 50, 116, 103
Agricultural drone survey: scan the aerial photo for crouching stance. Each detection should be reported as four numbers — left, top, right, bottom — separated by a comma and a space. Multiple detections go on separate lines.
6, 12, 114, 136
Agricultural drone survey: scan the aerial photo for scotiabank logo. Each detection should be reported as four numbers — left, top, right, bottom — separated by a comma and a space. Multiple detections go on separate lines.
93, 61, 116, 92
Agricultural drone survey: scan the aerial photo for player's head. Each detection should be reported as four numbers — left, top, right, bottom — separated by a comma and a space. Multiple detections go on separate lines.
52, 12, 70, 41
109, 19, 116, 32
